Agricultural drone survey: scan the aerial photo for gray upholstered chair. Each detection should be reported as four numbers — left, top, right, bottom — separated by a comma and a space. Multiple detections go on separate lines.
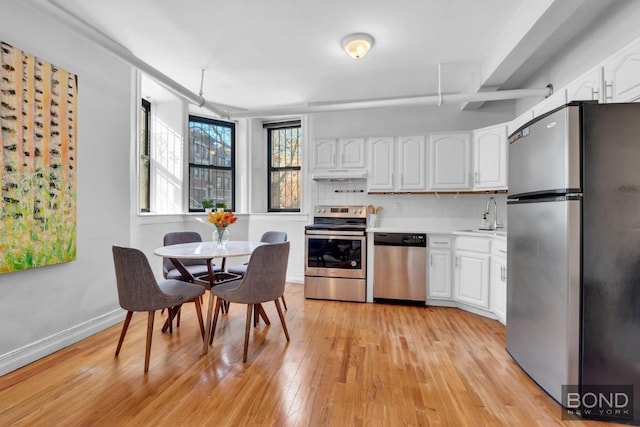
228, 231, 288, 309
209, 241, 290, 362
162, 231, 222, 281
112, 245, 206, 373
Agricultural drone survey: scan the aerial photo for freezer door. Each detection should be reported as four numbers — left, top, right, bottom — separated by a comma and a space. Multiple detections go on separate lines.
508, 105, 581, 197
506, 197, 581, 404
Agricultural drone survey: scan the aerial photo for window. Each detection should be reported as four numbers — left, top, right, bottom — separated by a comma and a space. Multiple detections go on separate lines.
139, 99, 151, 213
266, 121, 301, 212
188, 116, 235, 211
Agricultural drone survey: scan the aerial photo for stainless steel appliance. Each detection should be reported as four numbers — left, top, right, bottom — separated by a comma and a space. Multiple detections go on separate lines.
304, 205, 367, 302
373, 233, 427, 302
507, 101, 640, 424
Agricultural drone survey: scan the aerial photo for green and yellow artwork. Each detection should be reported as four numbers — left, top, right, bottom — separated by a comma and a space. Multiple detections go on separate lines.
0, 41, 77, 273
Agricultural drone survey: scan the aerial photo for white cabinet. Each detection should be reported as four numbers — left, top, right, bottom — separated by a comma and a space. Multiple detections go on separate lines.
397, 136, 426, 190
428, 133, 471, 190
311, 137, 365, 170
368, 136, 426, 191
604, 39, 640, 103
454, 236, 490, 309
472, 124, 507, 190
566, 67, 604, 103
427, 235, 452, 299
490, 239, 507, 324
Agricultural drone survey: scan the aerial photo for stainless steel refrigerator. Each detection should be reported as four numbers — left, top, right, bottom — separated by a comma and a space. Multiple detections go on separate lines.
507, 101, 640, 424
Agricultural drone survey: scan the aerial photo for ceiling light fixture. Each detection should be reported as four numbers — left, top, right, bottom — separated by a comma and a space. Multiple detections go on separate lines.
342, 33, 374, 59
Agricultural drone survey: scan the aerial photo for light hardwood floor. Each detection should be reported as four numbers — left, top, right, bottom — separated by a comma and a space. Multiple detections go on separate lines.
0, 284, 624, 426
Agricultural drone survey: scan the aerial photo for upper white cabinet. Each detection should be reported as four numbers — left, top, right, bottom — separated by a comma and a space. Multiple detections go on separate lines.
472, 124, 507, 190
428, 133, 471, 190
604, 39, 640, 103
368, 136, 426, 191
311, 137, 365, 170
566, 67, 604, 103
397, 136, 426, 190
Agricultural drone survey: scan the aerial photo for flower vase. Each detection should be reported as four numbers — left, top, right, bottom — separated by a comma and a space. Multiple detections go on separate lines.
213, 226, 230, 248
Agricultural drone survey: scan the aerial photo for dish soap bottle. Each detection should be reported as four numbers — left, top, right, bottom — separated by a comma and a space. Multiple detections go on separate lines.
480, 213, 489, 229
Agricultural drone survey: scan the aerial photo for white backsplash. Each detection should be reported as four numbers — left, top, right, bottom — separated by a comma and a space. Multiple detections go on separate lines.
310, 179, 507, 228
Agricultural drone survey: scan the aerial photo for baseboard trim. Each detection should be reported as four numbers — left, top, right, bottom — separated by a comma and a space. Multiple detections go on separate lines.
287, 274, 304, 284
0, 309, 124, 377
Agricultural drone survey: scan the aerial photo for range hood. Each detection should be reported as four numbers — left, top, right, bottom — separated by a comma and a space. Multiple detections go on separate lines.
311, 169, 367, 181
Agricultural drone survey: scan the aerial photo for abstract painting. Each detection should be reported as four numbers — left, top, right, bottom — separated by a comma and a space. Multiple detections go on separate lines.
0, 41, 77, 273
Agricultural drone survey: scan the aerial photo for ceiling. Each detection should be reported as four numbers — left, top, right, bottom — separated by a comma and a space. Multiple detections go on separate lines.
41, 0, 621, 116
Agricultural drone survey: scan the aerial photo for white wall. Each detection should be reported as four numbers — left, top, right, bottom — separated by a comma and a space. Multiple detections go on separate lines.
0, 2, 132, 374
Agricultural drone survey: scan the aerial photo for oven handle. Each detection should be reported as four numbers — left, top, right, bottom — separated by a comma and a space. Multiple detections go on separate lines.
305, 229, 366, 236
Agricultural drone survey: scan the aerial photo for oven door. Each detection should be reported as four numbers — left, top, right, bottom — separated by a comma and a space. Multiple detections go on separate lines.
305, 232, 366, 279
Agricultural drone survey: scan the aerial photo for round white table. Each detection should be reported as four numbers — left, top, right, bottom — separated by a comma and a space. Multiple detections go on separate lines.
154, 240, 266, 355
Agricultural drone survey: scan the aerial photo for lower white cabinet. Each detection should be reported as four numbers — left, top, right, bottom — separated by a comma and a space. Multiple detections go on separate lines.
490, 256, 507, 324
454, 237, 491, 309
490, 238, 507, 324
428, 235, 452, 299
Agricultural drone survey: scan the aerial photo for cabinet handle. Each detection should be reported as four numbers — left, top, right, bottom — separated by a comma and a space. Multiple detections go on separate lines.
455, 256, 459, 267
605, 82, 613, 101
591, 88, 599, 101
498, 249, 506, 254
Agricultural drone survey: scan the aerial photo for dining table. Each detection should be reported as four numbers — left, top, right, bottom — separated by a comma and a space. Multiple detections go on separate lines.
154, 240, 266, 355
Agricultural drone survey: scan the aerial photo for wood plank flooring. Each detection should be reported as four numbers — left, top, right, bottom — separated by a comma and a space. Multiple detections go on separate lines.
0, 284, 625, 426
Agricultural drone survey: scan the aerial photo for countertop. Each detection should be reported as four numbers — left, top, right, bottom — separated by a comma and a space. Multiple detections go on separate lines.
365, 218, 506, 239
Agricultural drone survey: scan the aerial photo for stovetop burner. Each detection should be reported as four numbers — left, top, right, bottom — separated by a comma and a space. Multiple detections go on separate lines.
306, 205, 368, 234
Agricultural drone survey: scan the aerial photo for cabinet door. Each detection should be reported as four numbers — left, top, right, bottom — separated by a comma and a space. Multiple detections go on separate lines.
397, 136, 426, 190
490, 256, 507, 324
312, 138, 337, 169
428, 249, 452, 299
429, 133, 471, 190
473, 125, 507, 190
367, 136, 395, 191
339, 137, 366, 168
604, 39, 640, 102
454, 251, 490, 308
566, 67, 604, 103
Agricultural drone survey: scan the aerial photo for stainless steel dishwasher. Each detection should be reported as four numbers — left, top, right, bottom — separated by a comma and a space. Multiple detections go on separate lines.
373, 233, 427, 302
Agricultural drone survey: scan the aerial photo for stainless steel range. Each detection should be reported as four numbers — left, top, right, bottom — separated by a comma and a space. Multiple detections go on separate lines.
304, 205, 367, 302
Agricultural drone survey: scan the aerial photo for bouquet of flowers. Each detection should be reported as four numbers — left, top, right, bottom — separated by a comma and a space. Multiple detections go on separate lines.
208, 210, 237, 246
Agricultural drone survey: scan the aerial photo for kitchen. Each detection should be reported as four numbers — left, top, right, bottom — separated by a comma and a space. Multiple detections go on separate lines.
3, 0, 640, 425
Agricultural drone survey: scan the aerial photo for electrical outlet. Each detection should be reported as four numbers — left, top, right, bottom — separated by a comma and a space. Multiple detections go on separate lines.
393, 202, 401, 213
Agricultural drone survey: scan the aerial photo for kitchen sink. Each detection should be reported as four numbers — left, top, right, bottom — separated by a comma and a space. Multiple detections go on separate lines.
458, 229, 507, 236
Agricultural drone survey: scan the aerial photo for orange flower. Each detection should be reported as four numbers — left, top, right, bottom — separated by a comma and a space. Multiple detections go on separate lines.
207, 210, 238, 228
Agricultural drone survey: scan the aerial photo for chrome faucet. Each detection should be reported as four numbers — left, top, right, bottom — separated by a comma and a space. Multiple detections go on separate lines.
485, 196, 504, 230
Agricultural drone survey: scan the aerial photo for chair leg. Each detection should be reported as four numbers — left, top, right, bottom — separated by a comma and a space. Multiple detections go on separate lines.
274, 299, 290, 341
194, 298, 205, 340
280, 294, 288, 310
115, 311, 133, 356
209, 296, 223, 345
243, 304, 253, 363
177, 306, 181, 327
203, 292, 215, 355
144, 311, 155, 373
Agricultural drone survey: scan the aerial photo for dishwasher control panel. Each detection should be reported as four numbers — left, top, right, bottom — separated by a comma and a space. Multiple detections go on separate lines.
373, 233, 426, 247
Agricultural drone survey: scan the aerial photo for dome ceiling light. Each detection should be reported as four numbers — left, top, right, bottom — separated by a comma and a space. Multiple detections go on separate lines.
341, 33, 374, 59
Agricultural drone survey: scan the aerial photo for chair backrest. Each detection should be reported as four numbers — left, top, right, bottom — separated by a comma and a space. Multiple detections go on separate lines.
232, 242, 290, 304
260, 231, 288, 243
162, 231, 205, 276
113, 246, 183, 311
